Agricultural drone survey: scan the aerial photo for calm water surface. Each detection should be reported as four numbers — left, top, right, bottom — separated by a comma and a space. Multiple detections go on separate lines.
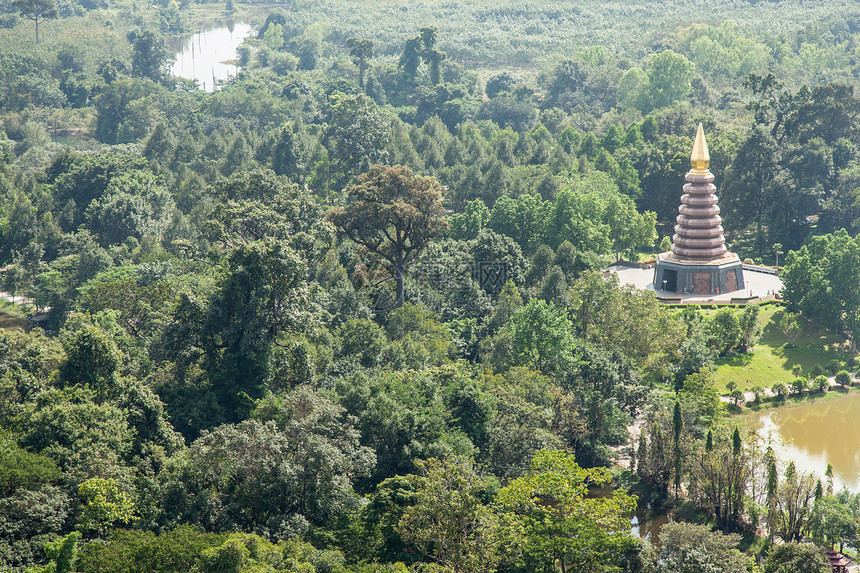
596, 395, 860, 545
630, 507, 670, 545
168, 21, 253, 91
590, 486, 670, 544
745, 392, 860, 491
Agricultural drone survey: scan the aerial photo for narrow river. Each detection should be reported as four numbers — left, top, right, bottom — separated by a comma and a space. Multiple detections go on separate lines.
168, 21, 254, 91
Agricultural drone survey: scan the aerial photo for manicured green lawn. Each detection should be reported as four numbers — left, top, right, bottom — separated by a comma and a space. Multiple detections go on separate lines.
710, 304, 855, 393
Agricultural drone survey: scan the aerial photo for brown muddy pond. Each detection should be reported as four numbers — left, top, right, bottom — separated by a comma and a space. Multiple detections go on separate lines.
744, 392, 860, 491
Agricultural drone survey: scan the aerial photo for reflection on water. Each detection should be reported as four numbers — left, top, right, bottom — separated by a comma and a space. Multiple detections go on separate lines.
631, 508, 670, 545
746, 392, 860, 492
585, 394, 860, 545
590, 486, 671, 544
168, 21, 253, 91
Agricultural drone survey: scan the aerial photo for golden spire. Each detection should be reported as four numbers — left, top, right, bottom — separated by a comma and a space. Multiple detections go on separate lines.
690, 123, 710, 174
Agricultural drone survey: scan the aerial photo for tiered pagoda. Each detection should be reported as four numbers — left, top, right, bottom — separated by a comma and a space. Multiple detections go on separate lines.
653, 124, 745, 295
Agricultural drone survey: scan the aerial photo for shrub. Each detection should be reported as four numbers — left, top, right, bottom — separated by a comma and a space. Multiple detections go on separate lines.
771, 381, 788, 400
730, 389, 744, 406
814, 375, 829, 393
835, 370, 851, 388
751, 386, 763, 404
790, 377, 807, 395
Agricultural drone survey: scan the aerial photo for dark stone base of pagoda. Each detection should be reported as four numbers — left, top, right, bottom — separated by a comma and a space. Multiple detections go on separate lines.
653, 252, 745, 295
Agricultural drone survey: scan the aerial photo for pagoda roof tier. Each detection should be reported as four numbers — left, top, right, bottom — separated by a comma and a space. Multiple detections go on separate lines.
670, 124, 732, 262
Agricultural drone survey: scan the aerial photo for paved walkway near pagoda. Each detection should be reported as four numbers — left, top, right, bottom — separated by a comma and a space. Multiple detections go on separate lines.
608, 263, 784, 304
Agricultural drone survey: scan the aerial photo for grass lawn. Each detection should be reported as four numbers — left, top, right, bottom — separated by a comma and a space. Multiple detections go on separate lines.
709, 304, 855, 393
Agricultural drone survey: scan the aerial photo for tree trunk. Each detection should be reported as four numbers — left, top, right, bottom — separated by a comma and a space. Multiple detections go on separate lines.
395, 265, 405, 307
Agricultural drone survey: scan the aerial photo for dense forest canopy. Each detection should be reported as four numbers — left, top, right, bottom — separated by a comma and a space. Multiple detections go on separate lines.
1, 0, 860, 571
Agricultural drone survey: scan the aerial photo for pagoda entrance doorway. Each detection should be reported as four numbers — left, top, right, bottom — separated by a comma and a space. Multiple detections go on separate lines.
662, 269, 677, 293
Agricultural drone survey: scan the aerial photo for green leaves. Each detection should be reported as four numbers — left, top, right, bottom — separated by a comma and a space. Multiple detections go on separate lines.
763, 542, 830, 573
0, 436, 59, 496
11, 0, 56, 43
617, 50, 696, 113
658, 522, 752, 573
78, 477, 137, 534
200, 238, 314, 418
397, 457, 500, 573
506, 299, 574, 375
30, 531, 79, 573
326, 164, 449, 307
496, 449, 637, 573
325, 94, 392, 183
58, 325, 120, 396
781, 230, 860, 333
130, 31, 172, 83
168, 388, 374, 536
22, 396, 134, 484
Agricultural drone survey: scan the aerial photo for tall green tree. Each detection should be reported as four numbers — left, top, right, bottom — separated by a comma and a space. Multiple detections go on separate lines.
763, 542, 829, 573
30, 532, 80, 573
722, 127, 778, 253
647, 50, 696, 110
774, 462, 817, 542
326, 165, 449, 308
449, 199, 490, 241
605, 193, 657, 262
347, 37, 373, 88
420, 27, 446, 85
782, 230, 860, 334
810, 495, 858, 552
270, 124, 307, 183
505, 299, 574, 374
167, 389, 374, 537
325, 93, 392, 183
131, 31, 172, 83
203, 238, 313, 419
58, 325, 120, 398
737, 304, 761, 352
496, 449, 637, 573
78, 477, 137, 535
397, 457, 499, 573
399, 36, 422, 78
12, 0, 56, 43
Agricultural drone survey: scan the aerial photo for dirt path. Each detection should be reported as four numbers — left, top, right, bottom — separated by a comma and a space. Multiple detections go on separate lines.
613, 414, 645, 469
0, 292, 38, 308
719, 373, 851, 405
